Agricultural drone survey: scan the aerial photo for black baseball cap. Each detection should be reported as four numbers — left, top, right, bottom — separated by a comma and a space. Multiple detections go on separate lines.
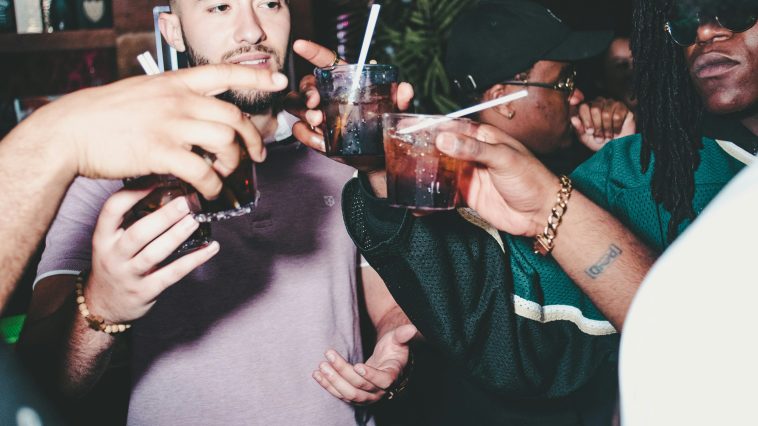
446, 0, 613, 97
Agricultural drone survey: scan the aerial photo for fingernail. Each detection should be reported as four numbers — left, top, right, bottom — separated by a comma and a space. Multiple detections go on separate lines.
326, 351, 335, 363
586, 128, 595, 135
355, 366, 366, 376
176, 197, 191, 213
311, 135, 326, 151
437, 133, 458, 152
320, 363, 331, 376
181, 215, 199, 231
206, 241, 220, 255
272, 72, 288, 86
306, 110, 321, 123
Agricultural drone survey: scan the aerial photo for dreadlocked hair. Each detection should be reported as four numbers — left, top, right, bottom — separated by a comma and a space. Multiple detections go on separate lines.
631, 0, 704, 242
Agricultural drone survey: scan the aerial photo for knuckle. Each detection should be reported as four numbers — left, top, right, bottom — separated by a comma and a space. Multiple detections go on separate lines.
161, 268, 184, 287
219, 63, 234, 81
101, 197, 125, 220
125, 285, 142, 299
299, 77, 315, 92
141, 249, 165, 268
195, 163, 217, 183
223, 103, 244, 122
214, 125, 236, 144
165, 92, 183, 106
122, 226, 145, 248
466, 139, 482, 157
131, 256, 153, 274
292, 122, 307, 138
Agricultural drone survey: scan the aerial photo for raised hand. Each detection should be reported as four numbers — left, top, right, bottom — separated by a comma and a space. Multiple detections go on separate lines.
285, 39, 414, 158
31, 64, 288, 199
435, 122, 559, 236
571, 96, 636, 151
85, 189, 219, 324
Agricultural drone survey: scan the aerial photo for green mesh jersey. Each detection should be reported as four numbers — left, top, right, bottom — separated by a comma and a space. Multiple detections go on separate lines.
342, 134, 744, 409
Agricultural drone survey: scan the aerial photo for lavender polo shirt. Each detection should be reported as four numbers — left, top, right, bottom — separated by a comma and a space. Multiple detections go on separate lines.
36, 137, 372, 425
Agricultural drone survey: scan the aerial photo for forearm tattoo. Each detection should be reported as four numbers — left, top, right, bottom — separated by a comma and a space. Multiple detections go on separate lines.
585, 244, 623, 279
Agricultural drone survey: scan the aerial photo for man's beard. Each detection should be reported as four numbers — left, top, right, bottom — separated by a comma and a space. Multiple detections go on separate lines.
185, 42, 286, 115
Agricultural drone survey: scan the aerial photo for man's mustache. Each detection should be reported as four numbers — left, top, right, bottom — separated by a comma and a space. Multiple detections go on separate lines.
222, 45, 280, 63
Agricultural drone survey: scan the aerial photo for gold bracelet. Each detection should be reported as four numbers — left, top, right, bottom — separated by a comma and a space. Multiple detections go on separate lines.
75, 270, 131, 334
533, 175, 573, 256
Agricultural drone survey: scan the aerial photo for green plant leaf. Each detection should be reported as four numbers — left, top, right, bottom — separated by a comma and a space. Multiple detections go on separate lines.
374, 0, 476, 113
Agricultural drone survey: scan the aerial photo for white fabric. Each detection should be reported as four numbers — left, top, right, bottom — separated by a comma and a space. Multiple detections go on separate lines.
266, 110, 299, 144
715, 139, 755, 166
620, 159, 758, 425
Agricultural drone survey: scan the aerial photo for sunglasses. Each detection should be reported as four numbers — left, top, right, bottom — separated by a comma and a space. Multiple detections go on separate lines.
500, 68, 577, 94
664, 8, 758, 46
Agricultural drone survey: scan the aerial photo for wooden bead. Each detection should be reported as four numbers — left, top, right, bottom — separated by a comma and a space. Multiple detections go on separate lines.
75, 269, 131, 334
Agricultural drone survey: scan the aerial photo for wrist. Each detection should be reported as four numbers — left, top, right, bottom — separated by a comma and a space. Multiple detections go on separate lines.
14, 104, 79, 182
365, 170, 387, 199
526, 173, 563, 236
532, 175, 573, 256
77, 271, 132, 333
386, 348, 414, 400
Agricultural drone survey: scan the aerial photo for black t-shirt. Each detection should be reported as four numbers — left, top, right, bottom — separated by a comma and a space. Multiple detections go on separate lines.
703, 113, 758, 154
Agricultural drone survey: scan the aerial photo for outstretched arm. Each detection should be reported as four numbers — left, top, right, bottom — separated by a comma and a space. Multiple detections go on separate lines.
0, 64, 287, 309
433, 124, 656, 329
342, 174, 621, 398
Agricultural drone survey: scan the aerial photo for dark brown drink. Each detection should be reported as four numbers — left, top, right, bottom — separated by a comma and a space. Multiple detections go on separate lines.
382, 113, 474, 210
193, 156, 259, 222
321, 93, 394, 161
315, 64, 398, 167
384, 131, 461, 210
122, 175, 211, 255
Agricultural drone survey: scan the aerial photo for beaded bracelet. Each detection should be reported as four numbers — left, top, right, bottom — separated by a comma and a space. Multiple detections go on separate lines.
75, 270, 131, 334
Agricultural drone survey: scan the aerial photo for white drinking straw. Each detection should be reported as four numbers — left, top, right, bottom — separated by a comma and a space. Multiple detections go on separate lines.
348, 4, 381, 103
137, 53, 157, 75
137, 51, 161, 75
397, 89, 529, 135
